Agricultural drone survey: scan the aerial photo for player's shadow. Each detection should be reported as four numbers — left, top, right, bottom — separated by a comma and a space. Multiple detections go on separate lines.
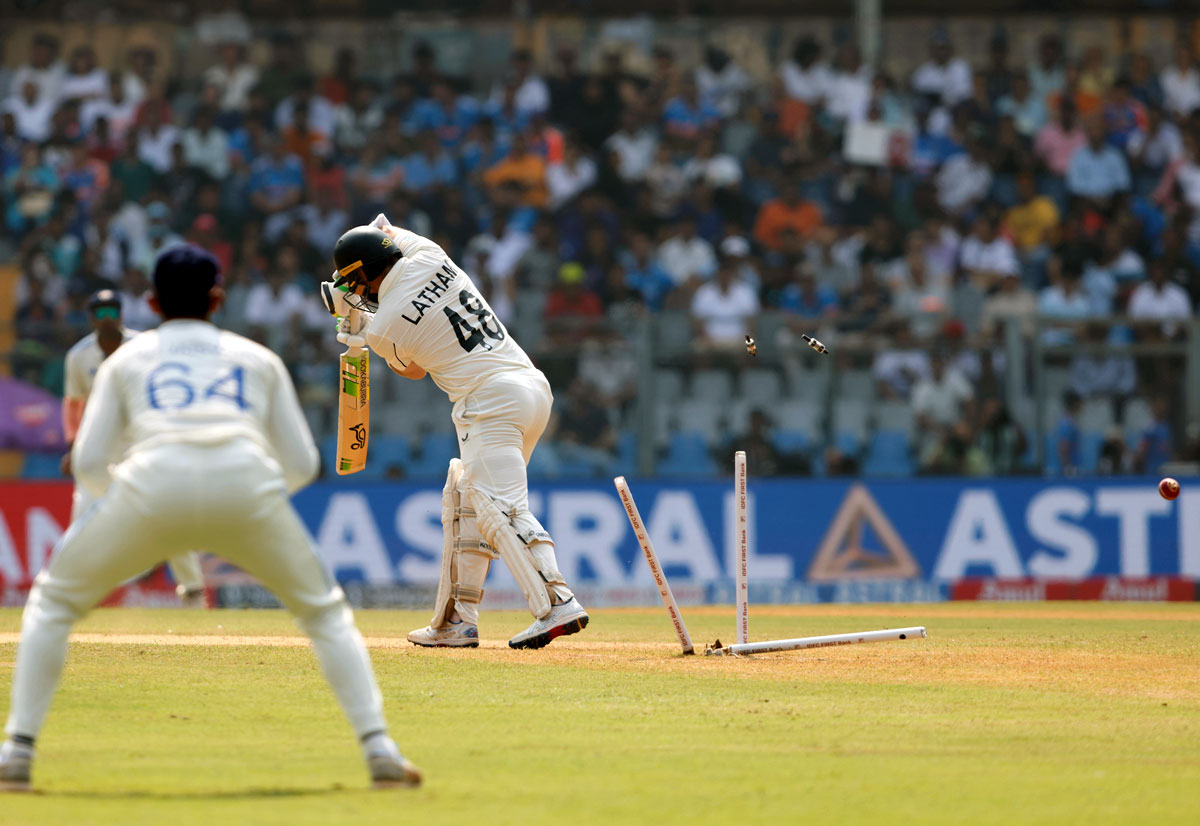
44, 786, 353, 800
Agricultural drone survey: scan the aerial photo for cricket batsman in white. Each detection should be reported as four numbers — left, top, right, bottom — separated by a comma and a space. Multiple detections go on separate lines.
1, 246, 421, 791
62, 288, 208, 607
320, 215, 588, 650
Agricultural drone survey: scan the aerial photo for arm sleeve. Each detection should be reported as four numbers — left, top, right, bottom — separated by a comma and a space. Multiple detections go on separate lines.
72, 359, 125, 498
264, 355, 320, 493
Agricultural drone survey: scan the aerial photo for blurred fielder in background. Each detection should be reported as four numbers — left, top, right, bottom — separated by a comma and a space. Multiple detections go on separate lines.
0, 246, 420, 792
321, 215, 588, 650
61, 289, 207, 607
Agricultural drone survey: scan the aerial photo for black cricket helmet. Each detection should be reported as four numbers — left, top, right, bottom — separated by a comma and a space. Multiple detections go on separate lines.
331, 226, 401, 295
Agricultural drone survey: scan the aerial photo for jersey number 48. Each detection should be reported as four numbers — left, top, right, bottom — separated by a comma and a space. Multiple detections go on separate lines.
444, 290, 505, 353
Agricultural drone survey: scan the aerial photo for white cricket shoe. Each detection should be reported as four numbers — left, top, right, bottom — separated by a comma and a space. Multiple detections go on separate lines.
0, 739, 32, 792
508, 597, 589, 650
179, 587, 208, 609
368, 751, 422, 789
407, 622, 479, 648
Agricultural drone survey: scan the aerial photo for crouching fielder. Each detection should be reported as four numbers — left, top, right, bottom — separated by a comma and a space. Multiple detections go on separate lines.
322, 215, 587, 650
0, 246, 420, 792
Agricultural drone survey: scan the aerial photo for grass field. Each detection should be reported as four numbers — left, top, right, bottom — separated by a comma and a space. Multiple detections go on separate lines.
0, 603, 1197, 825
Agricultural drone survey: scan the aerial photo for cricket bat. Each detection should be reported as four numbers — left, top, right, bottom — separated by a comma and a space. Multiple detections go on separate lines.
336, 341, 370, 475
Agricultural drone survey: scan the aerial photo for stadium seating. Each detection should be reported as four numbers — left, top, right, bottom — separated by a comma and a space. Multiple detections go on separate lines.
658, 433, 718, 477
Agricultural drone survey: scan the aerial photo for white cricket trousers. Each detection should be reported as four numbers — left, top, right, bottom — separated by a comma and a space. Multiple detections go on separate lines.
71, 487, 206, 596
449, 369, 571, 622
5, 439, 388, 743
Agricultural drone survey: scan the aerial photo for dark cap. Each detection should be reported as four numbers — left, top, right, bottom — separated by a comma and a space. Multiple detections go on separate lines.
87, 288, 121, 312
153, 244, 222, 308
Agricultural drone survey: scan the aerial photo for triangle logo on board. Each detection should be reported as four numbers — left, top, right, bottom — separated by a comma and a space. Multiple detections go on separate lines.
807, 484, 921, 581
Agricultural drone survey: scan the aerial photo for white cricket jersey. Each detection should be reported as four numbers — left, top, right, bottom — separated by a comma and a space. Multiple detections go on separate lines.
366, 228, 537, 402
72, 319, 318, 498
64, 327, 138, 400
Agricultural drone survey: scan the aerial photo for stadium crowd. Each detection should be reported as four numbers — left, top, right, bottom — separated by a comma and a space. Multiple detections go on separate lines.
2, 22, 1198, 477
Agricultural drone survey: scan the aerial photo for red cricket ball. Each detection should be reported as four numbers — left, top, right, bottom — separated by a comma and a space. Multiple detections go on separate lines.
1159, 477, 1180, 501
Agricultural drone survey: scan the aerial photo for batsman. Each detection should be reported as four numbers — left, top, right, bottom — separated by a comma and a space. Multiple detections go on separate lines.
321, 215, 588, 650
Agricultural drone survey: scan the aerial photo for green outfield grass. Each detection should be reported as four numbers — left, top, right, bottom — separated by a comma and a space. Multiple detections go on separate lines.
0, 603, 1197, 825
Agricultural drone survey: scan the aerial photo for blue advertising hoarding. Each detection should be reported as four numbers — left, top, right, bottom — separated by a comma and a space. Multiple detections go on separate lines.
290, 477, 1199, 592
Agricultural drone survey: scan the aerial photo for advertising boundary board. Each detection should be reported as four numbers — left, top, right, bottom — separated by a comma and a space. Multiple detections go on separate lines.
1, 479, 1196, 605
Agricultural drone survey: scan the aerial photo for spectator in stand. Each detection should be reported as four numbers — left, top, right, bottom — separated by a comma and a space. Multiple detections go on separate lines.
911, 30, 972, 107
606, 109, 657, 184
777, 263, 839, 320
1160, 43, 1200, 117
658, 217, 717, 287
1066, 117, 1131, 207
913, 350, 973, 446
1004, 173, 1059, 274
1055, 391, 1083, 476
4, 81, 55, 143
482, 132, 547, 208
996, 72, 1047, 138
544, 378, 618, 476
1048, 63, 1101, 120
644, 143, 688, 219
182, 106, 229, 180
4, 144, 58, 234
11, 33, 64, 104
334, 80, 383, 155
779, 36, 829, 106
981, 270, 1038, 338
1103, 76, 1148, 152
275, 75, 337, 147
80, 71, 138, 144
690, 259, 759, 353
412, 79, 478, 148
1035, 100, 1086, 177
1136, 398, 1173, 474
1128, 52, 1163, 110
1069, 322, 1135, 401
753, 181, 823, 252
1127, 104, 1183, 186
1038, 256, 1094, 344
403, 130, 458, 195
460, 116, 510, 183
299, 185, 350, 253
544, 262, 603, 335
662, 77, 720, 143
891, 243, 949, 339
204, 43, 259, 120
546, 136, 596, 210
696, 45, 751, 118
984, 33, 1014, 103
490, 48, 549, 118
135, 99, 179, 174
872, 322, 930, 398
58, 46, 107, 104
248, 135, 304, 217
1128, 259, 1193, 338
188, 213, 234, 275
935, 135, 992, 217
1028, 34, 1066, 103
243, 252, 314, 347
682, 134, 742, 191
514, 217, 562, 292
319, 47, 358, 106
826, 43, 873, 124
960, 213, 1019, 290
622, 231, 675, 311
1084, 230, 1144, 311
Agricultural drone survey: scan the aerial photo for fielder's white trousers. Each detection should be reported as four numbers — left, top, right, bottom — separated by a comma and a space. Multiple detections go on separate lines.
5, 439, 387, 743
449, 369, 571, 621
71, 487, 206, 596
